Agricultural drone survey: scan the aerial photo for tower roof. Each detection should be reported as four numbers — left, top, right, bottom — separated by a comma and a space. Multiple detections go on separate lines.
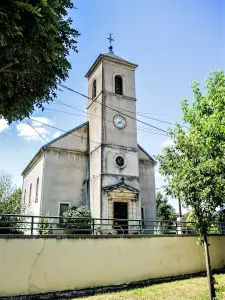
85, 52, 138, 78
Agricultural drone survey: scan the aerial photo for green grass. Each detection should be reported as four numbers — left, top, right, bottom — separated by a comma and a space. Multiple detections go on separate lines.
75, 274, 225, 300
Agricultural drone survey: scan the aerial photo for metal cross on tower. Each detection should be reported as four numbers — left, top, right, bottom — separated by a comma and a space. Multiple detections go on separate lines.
107, 33, 114, 53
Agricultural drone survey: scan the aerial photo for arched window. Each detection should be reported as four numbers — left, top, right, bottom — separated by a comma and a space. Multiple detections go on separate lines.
35, 177, 39, 202
29, 183, 32, 204
24, 189, 26, 203
92, 79, 97, 99
115, 75, 123, 95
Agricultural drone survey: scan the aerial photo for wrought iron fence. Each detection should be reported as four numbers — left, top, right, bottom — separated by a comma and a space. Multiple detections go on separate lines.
0, 214, 224, 235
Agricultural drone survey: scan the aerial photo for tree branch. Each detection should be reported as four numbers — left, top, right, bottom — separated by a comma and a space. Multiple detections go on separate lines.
0, 62, 18, 73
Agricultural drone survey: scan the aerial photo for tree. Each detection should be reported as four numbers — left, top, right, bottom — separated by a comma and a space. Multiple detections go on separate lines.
156, 70, 225, 299
0, 188, 24, 234
0, 0, 79, 123
156, 191, 176, 234
0, 171, 14, 200
0, 171, 24, 233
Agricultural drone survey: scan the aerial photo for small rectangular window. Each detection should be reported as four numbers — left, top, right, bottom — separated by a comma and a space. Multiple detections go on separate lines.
115, 75, 123, 95
141, 206, 145, 226
29, 183, 32, 204
92, 79, 97, 99
59, 203, 69, 224
59, 203, 69, 216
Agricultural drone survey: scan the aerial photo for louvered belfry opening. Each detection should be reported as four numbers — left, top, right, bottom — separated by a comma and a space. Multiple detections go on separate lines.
92, 79, 97, 99
115, 75, 123, 95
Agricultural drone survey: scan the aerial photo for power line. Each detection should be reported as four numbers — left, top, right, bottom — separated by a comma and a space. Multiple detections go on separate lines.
138, 112, 181, 117
59, 84, 181, 119
59, 84, 168, 133
45, 107, 168, 137
29, 118, 100, 146
29, 118, 160, 160
25, 120, 86, 173
52, 101, 181, 118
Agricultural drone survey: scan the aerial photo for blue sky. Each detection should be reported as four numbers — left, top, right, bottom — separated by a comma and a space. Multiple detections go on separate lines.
0, 0, 224, 210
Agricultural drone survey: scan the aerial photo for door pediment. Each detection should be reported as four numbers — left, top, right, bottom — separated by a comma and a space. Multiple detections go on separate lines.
105, 185, 138, 201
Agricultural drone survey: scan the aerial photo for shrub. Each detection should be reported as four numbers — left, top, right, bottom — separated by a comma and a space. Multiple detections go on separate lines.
62, 206, 92, 234
38, 218, 53, 235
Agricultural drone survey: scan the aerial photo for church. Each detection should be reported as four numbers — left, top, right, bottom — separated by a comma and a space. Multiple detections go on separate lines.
22, 42, 157, 230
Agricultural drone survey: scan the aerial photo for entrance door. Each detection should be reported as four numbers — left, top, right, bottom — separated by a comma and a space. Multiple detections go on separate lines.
113, 202, 128, 234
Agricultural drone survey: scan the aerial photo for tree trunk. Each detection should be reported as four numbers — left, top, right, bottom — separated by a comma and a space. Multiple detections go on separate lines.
178, 198, 182, 217
203, 234, 216, 299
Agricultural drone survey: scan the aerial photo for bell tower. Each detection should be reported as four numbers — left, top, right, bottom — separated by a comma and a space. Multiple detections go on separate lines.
85, 37, 141, 222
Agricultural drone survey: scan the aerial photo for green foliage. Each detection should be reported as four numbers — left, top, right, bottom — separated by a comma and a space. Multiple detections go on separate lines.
94, 224, 103, 235
156, 191, 176, 221
38, 217, 53, 235
156, 70, 225, 237
62, 205, 92, 234
0, 171, 24, 233
0, 0, 80, 123
0, 171, 15, 200
156, 191, 176, 234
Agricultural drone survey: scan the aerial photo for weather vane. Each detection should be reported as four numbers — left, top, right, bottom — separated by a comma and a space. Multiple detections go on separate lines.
107, 33, 114, 53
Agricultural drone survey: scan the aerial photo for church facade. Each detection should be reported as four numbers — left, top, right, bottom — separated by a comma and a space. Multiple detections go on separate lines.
22, 49, 157, 229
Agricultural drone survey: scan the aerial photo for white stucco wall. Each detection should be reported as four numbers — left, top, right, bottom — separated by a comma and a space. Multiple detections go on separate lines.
1, 236, 225, 297
87, 62, 103, 219
103, 146, 139, 177
41, 124, 89, 215
22, 154, 44, 216
89, 147, 101, 219
41, 149, 88, 216
87, 63, 102, 153
139, 162, 156, 221
103, 60, 136, 98
50, 123, 88, 152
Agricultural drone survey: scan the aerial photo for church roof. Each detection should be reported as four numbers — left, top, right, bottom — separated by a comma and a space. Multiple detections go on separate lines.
137, 144, 157, 164
21, 122, 89, 176
44, 121, 89, 148
85, 52, 138, 78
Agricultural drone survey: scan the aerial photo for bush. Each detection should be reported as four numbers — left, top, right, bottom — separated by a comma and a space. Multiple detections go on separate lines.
38, 218, 53, 235
62, 206, 92, 234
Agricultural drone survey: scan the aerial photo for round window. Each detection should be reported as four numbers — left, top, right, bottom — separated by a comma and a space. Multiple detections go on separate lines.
115, 155, 125, 168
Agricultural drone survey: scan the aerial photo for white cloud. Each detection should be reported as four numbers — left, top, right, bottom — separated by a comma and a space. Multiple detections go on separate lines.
52, 131, 61, 139
17, 123, 50, 141
0, 118, 9, 133
161, 139, 174, 147
31, 117, 52, 127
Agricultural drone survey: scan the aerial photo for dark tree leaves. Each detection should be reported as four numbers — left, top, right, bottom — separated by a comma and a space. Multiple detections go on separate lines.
0, 0, 80, 123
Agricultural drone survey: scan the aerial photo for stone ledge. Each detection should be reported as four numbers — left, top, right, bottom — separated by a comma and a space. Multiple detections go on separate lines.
0, 234, 222, 239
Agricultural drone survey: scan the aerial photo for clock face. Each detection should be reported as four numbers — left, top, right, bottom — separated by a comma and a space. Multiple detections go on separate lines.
114, 115, 126, 129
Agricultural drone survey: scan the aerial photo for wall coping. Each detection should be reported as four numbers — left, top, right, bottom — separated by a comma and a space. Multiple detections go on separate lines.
0, 234, 223, 240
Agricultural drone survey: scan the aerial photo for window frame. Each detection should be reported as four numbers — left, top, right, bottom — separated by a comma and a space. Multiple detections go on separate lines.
58, 202, 71, 217
113, 73, 125, 96
114, 154, 127, 169
58, 202, 71, 224
35, 177, 39, 203
29, 183, 32, 205
141, 206, 145, 226
23, 189, 26, 204
92, 78, 97, 99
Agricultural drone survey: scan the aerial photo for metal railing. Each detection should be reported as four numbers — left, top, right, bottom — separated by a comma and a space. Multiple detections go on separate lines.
0, 214, 224, 236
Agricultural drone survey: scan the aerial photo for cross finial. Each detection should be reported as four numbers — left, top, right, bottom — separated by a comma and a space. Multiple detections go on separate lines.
121, 176, 125, 184
107, 33, 114, 53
